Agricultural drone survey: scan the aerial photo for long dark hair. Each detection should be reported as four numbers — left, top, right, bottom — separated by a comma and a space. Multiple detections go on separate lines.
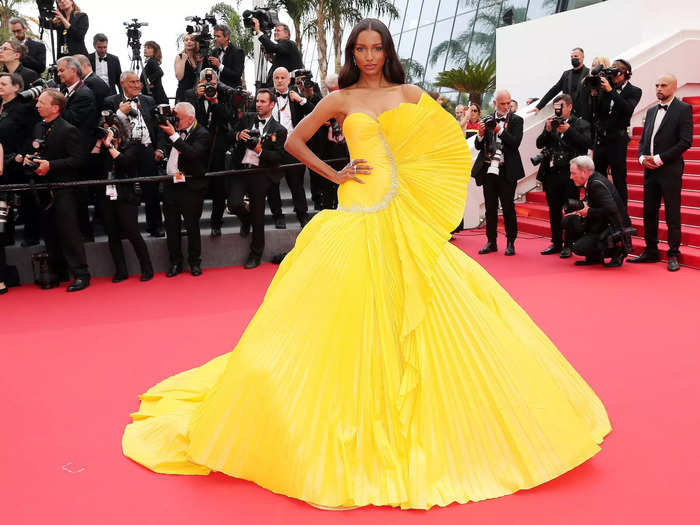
338, 18, 405, 89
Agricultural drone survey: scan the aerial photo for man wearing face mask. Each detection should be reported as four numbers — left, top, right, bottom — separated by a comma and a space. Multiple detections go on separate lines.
530, 48, 589, 116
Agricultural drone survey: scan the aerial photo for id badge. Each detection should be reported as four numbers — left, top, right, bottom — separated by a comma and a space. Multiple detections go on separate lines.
106, 184, 117, 200
60, 44, 69, 55
173, 171, 186, 183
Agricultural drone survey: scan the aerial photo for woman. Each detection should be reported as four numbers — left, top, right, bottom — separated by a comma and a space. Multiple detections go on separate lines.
463, 102, 481, 137
123, 19, 610, 509
141, 41, 168, 105
174, 34, 199, 102
90, 115, 153, 282
52, 0, 89, 58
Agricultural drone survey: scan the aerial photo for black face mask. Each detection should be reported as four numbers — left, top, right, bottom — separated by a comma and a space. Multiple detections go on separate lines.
571, 58, 581, 68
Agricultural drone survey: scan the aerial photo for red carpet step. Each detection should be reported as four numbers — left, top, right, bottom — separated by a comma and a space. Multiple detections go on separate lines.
628, 186, 700, 207
628, 172, 700, 190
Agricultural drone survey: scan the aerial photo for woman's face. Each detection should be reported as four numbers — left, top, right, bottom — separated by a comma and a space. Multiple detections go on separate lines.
0, 76, 19, 100
58, 0, 73, 12
184, 35, 195, 50
469, 105, 480, 121
144, 46, 153, 58
353, 30, 385, 77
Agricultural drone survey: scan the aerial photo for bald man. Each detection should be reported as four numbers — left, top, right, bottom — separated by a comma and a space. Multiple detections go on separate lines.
630, 74, 693, 271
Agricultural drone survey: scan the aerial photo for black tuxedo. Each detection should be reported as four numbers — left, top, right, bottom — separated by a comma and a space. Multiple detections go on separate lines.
103, 93, 159, 145
160, 123, 210, 267
258, 34, 304, 87
536, 65, 590, 115
140, 57, 168, 104
63, 84, 98, 147
20, 38, 46, 74
83, 73, 110, 110
0, 98, 35, 183
2, 64, 38, 88
536, 115, 592, 247
30, 117, 89, 279
637, 98, 694, 257
212, 44, 245, 87
89, 52, 122, 95
55, 12, 89, 57
229, 113, 287, 256
474, 112, 525, 243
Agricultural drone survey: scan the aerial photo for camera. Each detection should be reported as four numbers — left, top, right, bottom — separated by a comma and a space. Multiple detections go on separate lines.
242, 8, 280, 34
291, 69, 314, 89
482, 114, 498, 132
185, 14, 217, 61
530, 147, 552, 167
0, 193, 9, 236
563, 198, 585, 214
246, 128, 261, 149
36, 0, 56, 29
24, 138, 47, 172
584, 64, 619, 91
95, 110, 121, 140
330, 119, 343, 141
17, 78, 57, 102
124, 18, 148, 46
550, 104, 565, 128
153, 104, 177, 126
202, 68, 218, 98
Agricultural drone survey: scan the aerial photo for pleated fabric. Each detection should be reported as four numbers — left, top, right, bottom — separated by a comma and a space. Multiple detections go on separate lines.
123, 93, 611, 509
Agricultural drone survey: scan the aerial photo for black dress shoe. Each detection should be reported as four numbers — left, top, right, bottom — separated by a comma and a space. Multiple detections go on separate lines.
244, 253, 262, 269
504, 240, 515, 256
274, 216, 286, 229
112, 273, 128, 283
41, 280, 59, 290
190, 264, 202, 276
478, 242, 497, 254
21, 238, 40, 247
67, 277, 90, 292
140, 268, 154, 282
667, 256, 680, 272
628, 251, 660, 263
0, 285, 8, 295
149, 228, 165, 238
210, 227, 222, 238
560, 246, 572, 258
540, 244, 561, 255
166, 264, 182, 277
239, 220, 251, 237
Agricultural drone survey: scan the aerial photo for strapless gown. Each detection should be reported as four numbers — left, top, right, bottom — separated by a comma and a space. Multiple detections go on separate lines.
123, 93, 611, 509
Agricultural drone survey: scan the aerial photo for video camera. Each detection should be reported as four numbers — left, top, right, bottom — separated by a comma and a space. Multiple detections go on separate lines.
36, 0, 56, 30
242, 8, 280, 34
291, 69, 314, 90
124, 18, 148, 47
152, 104, 177, 126
95, 110, 121, 140
17, 78, 58, 102
185, 14, 217, 62
584, 64, 620, 91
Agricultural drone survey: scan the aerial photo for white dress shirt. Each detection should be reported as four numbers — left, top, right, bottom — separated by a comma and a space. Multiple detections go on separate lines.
166, 123, 194, 176
638, 98, 674, 167
95, 54, 109, 85
117, 98, 152, 146
241, 117, 269, 166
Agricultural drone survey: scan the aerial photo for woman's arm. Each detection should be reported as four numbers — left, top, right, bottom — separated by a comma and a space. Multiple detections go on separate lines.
174, 53, 186, 82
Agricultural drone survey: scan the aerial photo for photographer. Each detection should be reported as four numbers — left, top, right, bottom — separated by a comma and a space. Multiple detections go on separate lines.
52, 0, 89, 58
20, 89, 89, 291
0, 142, 8, 294
90, 113, 153, 282
0, 40, 38, 87
562, 155, 629, 267
89, 34, 123, 95
229, 88, 287, 269
207, 24, 244, 88
473, 89, 525, 256
530, 47, 589, 116
74, 54, 110, 109
174, 34, 200, 102
9, 17, 46, 75
588, 59, 642, 206
141, 41, 168, 105
251, 19, 303, 88
104, 71, 164, 238
184, 68, 237, 237
315, 73, 346, 210
267, 66, 313, 228
157, 102, 210, 277
535, 94, 591, 257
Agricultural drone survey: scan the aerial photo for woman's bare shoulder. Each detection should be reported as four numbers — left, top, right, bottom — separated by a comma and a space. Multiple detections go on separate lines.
401, 84, 425, 104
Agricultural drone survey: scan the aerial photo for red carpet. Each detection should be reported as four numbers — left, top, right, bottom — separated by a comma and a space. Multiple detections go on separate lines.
2, 232, 699, 524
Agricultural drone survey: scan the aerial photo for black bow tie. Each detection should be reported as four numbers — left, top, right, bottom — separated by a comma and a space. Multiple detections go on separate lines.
255, 118, 267, 126
98, 56, 106, 62
496, 117, 506, 122
125, 98, 138, 103
276, 91, 288, 99
657, 104, 668, 111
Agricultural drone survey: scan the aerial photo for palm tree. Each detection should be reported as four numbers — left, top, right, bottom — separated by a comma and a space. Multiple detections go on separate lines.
271, 0, 314, 54
434, 58, 495, 107
209, 2, 255, 59
0, 0, 36, 42
400, 57, 425, 85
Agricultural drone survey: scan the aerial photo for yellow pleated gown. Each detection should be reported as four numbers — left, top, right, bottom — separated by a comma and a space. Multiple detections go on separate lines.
123, 93, 611, 509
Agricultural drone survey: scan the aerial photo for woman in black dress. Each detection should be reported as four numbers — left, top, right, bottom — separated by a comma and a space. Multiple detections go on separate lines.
52, 0, 89, 57
90, 115, 153, 283
174, 34, 200, 102
141, 41, 169, 105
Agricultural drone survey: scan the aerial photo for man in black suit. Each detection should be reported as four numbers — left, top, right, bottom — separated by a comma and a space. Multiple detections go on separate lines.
184, 68, 237, 237
474, 89, 525, 256
629, 74, 694, 271
563, 155, 629, 267
157, 102, 210, 277
22, 90, 89, 291
0, 40, 38, 87
251, 20, 303, 88
530, 48, 589, 116
74, 54, 110, 109
207, 24, 245, 88
89, 34, 122, 95
229, 88, 287, 269
266, 67, 313, 228
589, 59, 642, 206
535, 94, 592, 257
9, 17, 46, 74
104, 71, 164, 238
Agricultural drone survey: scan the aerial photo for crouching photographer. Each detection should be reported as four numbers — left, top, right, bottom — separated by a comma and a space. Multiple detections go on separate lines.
534, 94, 591, 258
90, 111, 153, 283
562, 155, 632, 267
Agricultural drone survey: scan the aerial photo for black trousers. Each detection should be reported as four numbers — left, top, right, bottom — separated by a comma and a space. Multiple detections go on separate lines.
135, 144, 163, 232
100, 196, 153, 275
643, 171, 682, 257
41, 189, 90, 279
563, 214, 606, 261
228, 172, 272, 257
594, 136, 629, 206
483, 174, 517, 243
20, 192, 41, 242
163, 183, 206, 266
208, 175, 227, 229
544, 175, 579, 246
267, 152, 308, 220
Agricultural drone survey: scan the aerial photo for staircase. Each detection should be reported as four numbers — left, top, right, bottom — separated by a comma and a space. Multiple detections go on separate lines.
511, 96, 700, 268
